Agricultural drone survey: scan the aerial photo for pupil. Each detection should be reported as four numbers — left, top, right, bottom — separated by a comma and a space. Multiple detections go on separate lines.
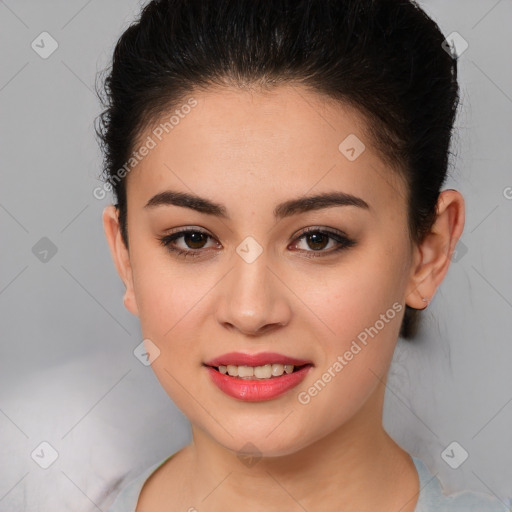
186, 232, 206, 249
308, 233, 327, 250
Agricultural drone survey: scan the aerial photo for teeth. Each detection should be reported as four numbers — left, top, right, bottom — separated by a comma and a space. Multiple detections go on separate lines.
227, 365, 238, 376
271, 364, 284, 376
216, 364, 297, 379
237, 366, 254, 378
254, 364, 272, 378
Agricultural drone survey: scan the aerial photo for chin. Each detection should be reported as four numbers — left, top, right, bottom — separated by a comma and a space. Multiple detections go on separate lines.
200, 417, 324, 460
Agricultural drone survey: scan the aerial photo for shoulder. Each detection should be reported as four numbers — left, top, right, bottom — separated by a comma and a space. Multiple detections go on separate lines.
105, 455, 174, 512
411, 456, 511, 512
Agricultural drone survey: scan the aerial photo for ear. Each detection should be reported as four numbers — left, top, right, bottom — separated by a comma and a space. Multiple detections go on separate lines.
405, 189, 465, 309
102, 205, 139, 317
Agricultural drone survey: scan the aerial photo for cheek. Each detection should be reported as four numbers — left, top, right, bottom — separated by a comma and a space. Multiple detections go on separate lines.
294, 245, 406, 394
130, 257, 210, 417
298, 250, 405, 347
130, 245, 207, 340
291, 269, 403, 438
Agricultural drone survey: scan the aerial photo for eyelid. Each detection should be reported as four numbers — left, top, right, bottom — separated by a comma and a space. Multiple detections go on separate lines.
292, 225, 350, 241
158, 225, 355, 258
161, 225, 350, 241
289, 226, 356, 256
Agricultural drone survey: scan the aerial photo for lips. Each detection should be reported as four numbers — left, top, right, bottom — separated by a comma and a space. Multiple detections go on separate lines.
203, 352, 313, 402
204, 352, 312, 367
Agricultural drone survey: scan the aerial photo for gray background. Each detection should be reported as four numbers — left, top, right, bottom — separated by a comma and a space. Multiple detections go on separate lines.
0, 0, 511, 510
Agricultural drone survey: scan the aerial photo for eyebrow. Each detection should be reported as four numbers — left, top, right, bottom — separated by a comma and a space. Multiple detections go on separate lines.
144, 190, 370, 219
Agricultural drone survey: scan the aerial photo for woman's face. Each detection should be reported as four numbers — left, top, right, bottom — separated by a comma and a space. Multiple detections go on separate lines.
108, 85, 417, 456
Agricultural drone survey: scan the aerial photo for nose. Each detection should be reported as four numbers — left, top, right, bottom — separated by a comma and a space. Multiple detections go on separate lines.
215, 252, 292, 337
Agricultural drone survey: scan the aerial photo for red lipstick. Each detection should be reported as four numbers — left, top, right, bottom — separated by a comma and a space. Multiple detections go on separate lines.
204, 352, 311, 367
204, 352, 313, 402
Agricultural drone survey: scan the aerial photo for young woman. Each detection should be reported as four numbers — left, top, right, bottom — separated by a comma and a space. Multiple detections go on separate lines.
96, 0, 509, 510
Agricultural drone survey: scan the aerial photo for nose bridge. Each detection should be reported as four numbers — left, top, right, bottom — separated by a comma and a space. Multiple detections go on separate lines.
215, 242, 291, 334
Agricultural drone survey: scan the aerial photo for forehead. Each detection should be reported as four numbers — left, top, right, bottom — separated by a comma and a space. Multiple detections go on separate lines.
125, 85, 408, 217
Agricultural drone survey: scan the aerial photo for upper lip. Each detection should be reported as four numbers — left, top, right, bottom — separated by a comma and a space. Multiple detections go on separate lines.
204, 352, 313, 367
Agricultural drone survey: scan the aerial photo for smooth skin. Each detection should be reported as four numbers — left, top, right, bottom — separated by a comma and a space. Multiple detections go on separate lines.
103, 84, 464, 511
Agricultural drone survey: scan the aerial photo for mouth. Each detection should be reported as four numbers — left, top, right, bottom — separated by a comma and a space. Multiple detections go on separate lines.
206, 363, 311, 380
204, 351, 312, 368
203, 352, 313, 402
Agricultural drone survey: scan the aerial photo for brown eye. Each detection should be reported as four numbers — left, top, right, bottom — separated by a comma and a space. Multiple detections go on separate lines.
304, 232, 330, 251
158, 226, 355, 260
291, 228, 356, 257
158, 229, 217, 258
181, 231, 209, 249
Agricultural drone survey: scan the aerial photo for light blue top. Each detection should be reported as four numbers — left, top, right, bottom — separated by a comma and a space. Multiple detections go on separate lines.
106, 454, 510, 511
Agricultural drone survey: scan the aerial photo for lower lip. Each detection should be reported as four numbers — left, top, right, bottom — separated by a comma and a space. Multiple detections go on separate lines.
204, 365, 312, 402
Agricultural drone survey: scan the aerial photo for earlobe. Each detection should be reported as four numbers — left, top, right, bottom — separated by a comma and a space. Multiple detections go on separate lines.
102, 205, 139, 317
405, 189, 465, 309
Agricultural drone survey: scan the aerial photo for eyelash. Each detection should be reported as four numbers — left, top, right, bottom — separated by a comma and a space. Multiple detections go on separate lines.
157, 227, 356, 260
